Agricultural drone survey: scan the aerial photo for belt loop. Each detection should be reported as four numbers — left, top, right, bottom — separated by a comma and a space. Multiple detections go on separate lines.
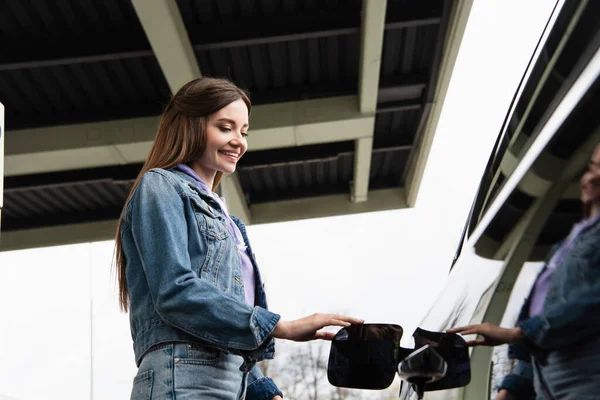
239, 356, 256, 373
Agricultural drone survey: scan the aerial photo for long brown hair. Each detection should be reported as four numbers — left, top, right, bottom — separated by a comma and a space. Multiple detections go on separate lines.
114, 77, 251, 312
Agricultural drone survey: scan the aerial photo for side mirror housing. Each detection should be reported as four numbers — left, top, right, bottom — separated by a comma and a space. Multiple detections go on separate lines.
327, 324, 471, 397
397, 344, 447, 384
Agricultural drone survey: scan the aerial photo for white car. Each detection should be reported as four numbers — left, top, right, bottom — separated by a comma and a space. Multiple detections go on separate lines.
327, 0, 600, 398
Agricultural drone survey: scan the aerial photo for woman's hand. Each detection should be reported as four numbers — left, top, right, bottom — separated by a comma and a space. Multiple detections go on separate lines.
447, 323, 523, 346
272, 396, 283, 400
272, 313, 364, 341
495, 389, 515, 400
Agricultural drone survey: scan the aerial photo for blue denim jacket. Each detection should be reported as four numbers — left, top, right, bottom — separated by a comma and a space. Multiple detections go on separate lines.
499, 217, 600, 398
120, 168, 282, 399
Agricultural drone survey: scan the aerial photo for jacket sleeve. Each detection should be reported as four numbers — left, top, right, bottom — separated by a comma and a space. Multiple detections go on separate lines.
517, 242, 600, 350
497, 360, 535, 400
129, 171, 280, 351
246, 364, 283, 400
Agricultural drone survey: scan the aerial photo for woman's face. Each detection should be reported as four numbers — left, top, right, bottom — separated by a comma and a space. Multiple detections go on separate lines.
195, 99, 249, 177
580, 145, 600, 205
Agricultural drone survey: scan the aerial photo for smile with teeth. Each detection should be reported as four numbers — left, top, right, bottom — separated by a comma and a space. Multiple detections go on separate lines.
219, 150, 239, 160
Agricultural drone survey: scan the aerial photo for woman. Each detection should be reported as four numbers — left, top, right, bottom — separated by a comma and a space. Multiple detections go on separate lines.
114, 77, 363, 400
449, 144, 600, 400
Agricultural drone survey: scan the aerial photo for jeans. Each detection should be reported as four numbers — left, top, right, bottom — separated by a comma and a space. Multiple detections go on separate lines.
131, 342, 248, 400
534, 338, 600, 400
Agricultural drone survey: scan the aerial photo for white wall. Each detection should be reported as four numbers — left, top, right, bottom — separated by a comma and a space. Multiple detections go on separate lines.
0, 241, 137, 400
0, 244, 94, 400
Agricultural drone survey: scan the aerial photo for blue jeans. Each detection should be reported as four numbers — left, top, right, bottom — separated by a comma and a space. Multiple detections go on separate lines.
534, 338, 600, 400
131, 342, 248, 400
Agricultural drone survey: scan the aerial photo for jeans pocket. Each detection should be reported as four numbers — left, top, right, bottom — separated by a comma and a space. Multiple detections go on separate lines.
174, 351, 244, 398
131, 370, 153, 400
179, 343, 221, 366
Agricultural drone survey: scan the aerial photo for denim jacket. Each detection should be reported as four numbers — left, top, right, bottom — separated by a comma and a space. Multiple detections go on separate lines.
499, 217, 600, 398
120, 168, 282, 399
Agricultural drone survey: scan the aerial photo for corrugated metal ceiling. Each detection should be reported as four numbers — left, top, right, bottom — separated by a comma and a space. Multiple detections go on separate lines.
1, 0, 451, 232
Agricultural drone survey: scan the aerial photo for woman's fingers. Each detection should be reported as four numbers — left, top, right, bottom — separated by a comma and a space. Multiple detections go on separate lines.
329, 319, 352, 327
334, 315, 364, 324
274, 313, 364, 342
457, 328, 480, 335
449, 323, 495, 336
321, 314, 364, 326
312, 314, 363, 329
448, 325, 478, 334
449, 324, 520, 346
466, 339, 486, 346
314, 331, 336, 341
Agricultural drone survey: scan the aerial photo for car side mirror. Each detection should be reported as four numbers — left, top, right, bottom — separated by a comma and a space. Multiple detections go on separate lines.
411, 327, 471, 392
397, 344, 447, 383
327, 324, 471, 398
327, 323, 403, 390
397, 345, 447, 399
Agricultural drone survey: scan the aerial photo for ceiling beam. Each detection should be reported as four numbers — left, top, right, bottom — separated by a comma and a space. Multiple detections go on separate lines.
5, 76, 424, 131
5, 95, 373, 177
352, 0, 387, 203
359, 0, 388, 115
351, 137, 374, 202
499, 145, 580, 200
131, 0, 201, 93
403, 0, 474, 207
251, 188, 406, 224
0, 187, 407, 252
0, 219, 118, 252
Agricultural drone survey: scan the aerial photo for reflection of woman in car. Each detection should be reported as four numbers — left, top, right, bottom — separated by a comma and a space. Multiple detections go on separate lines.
449, 143, 600, 400
114, 77, 363, 400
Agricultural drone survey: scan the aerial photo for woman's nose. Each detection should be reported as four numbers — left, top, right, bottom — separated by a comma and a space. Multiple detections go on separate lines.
229, 136, 245, 148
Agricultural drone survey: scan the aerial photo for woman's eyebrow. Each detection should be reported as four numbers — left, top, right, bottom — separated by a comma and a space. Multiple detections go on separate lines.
216, 118, 249, 128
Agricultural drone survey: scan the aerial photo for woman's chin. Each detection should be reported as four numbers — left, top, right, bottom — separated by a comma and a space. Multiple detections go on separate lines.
218, 167, 237, 175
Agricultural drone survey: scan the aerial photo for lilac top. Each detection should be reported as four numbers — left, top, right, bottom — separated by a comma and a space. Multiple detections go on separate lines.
175, 164, 256, 306
529, 214, 600, 316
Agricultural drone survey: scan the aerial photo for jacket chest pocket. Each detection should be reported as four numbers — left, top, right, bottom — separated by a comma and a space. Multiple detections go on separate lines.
189, 196, 230, 241
567, 238, 600, 284
188, 195, 242, 297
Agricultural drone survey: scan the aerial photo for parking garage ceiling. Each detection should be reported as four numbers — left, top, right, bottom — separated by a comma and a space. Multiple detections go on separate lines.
0, 0, 471, 250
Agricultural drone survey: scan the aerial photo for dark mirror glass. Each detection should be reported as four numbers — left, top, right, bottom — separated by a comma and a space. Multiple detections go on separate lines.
398, 344, 447, 384
412, 328, 471, 391
327, 323, 403, 390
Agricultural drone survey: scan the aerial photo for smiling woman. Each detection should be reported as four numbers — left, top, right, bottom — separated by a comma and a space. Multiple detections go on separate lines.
112, 77, 362, 400
191, 101, 250, 187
